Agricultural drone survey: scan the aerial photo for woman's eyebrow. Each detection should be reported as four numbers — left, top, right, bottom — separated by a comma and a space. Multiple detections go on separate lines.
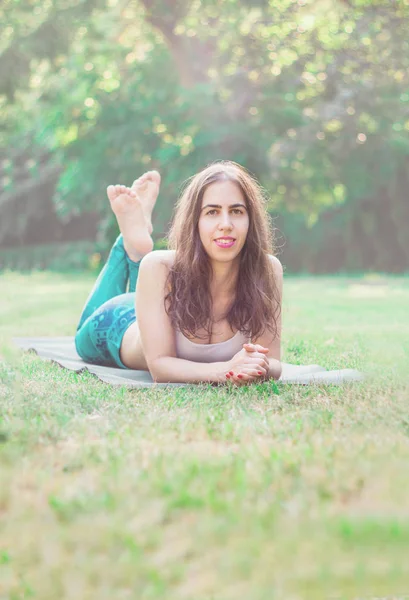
201, 203, 247, 211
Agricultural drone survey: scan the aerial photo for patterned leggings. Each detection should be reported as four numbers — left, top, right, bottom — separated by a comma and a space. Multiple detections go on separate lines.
74, 235, 141, 368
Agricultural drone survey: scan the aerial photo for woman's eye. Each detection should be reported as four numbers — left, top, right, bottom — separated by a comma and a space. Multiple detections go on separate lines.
206, 208, 243, 215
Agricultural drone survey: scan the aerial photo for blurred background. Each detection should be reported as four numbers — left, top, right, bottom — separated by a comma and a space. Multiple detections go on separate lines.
1, 0, 408, 274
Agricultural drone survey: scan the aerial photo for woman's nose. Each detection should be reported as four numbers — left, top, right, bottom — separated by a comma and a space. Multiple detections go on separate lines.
218, 211, 233, 229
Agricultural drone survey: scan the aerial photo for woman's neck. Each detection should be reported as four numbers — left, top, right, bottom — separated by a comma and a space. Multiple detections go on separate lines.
209, 259, 239, 301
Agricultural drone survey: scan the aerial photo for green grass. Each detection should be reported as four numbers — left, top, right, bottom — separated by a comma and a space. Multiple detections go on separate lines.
1, 271, 409, 600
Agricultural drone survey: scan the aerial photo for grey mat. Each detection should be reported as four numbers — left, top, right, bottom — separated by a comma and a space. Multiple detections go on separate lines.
12, 337, 364, 388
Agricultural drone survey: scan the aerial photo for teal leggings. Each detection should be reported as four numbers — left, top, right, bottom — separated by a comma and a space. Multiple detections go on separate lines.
75, 235, 141, 368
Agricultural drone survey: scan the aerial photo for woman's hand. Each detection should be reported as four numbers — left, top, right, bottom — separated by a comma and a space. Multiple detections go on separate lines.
225, 343, 270, 386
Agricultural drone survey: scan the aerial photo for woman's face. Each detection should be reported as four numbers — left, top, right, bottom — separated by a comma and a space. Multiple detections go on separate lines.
198, 180, 250, 263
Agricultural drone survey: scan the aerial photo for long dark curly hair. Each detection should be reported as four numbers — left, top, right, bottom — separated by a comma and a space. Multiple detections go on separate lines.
165, 161, 281, 341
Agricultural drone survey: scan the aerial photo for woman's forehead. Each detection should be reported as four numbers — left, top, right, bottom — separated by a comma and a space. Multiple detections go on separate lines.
201, 180, 245, 206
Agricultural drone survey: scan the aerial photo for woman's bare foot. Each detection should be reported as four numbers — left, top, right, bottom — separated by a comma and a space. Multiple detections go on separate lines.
107, 184, 154, 261
130, 170, 161, 235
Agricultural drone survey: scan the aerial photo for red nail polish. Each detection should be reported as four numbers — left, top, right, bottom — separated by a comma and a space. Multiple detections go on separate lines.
229, 371, 234, 376
237, 374, 243, 379
226, 374, 230, 378
258, 371, 263, 375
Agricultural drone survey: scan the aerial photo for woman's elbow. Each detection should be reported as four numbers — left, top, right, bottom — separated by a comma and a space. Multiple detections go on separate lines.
147, 356, 173, 383
147, 359, 164, 382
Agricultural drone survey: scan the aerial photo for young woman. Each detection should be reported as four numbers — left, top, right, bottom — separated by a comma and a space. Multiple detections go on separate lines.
75, 161, 283, 386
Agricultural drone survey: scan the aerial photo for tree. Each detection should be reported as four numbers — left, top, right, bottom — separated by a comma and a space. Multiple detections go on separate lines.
1, 0, 408, 270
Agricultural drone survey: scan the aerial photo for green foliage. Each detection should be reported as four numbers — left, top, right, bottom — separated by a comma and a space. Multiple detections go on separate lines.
1, 0, 409, 270
0, 241, 99, 271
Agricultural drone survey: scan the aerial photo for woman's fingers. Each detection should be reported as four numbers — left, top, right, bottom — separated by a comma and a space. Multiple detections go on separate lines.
226, 367, 266, 385
243, 343, 269, 354
241, 366, 267, 377
246, 354, 269, 369
234, 359, 268, 373
226, 372, 252, 384
243, 347, 269, 367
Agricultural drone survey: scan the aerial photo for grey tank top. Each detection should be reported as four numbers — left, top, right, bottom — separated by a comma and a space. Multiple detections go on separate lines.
175, 329, 251, 363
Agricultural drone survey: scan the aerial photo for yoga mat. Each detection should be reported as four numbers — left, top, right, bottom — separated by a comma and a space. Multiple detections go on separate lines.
12, 337, 364, 388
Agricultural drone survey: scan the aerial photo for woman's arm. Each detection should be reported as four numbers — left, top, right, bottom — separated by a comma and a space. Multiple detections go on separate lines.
245, 255, 283, 381
135, 251, 229, 384
147, 356, 229, 384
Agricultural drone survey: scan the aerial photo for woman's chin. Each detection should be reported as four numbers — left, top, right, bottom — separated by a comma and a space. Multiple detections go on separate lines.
208, 249, 242, 263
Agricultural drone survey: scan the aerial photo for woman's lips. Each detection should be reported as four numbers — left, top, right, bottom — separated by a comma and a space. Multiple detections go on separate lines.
214, 238, 236, 248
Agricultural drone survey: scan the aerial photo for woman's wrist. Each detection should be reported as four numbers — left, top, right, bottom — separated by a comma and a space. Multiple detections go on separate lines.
268, 358, 282, 381
213, 361, 232, 384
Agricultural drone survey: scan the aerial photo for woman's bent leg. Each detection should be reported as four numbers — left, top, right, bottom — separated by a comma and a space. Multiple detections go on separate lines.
77, 235, 143, 331
126, 254, 141, 294
75, 293, 136, 368
75, 172, 160, 368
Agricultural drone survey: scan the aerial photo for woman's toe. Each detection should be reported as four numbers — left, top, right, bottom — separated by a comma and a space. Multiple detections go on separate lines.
149, 170, 161, 185
107, 185, 116, 201
132, 176, 146, 188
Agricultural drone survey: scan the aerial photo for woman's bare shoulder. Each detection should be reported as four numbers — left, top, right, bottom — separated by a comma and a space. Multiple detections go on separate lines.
268, 254, 284, 276
139, 249, 176, 273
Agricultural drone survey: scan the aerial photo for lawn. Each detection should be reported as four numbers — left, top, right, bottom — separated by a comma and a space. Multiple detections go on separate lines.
1, 271, 409, 600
